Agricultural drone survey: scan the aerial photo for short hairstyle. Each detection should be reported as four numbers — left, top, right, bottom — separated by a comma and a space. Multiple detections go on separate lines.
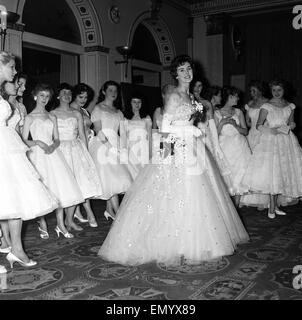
124, 91, 149, 120
17, 73, 28, 82
269, 79, 289, 97
57, 82, 73, 96
32, 83, 54, 99
72, 83, 89, 99
170, 55, 194, 80
221, 86, 240, 106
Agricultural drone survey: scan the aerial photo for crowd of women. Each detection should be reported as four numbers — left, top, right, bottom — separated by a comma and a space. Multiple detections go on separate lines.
0, 50, 302, 272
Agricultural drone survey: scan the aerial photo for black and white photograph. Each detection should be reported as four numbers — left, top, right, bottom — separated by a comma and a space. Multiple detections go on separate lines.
1, 0, 302, 308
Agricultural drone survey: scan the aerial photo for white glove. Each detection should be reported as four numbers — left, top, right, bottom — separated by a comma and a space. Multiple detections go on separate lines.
208, 119, 224, 159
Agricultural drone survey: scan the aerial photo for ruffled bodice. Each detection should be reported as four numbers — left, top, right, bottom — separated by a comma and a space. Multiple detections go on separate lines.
30, 117, 54, 145
261, 103, 295, 128
57, 117, 78, 141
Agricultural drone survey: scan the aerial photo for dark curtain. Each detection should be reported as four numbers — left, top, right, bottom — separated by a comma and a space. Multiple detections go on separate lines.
244, 9, 302, 139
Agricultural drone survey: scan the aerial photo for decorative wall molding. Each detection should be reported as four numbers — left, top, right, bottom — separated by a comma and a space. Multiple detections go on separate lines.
17, 0, 103, 47
191, 0, 299, 16
164, 0, 191, 14
84, 45, 110, 53
128, 12, 176, 67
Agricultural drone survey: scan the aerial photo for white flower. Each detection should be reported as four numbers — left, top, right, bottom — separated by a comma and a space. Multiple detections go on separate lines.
194, 101, 204, 112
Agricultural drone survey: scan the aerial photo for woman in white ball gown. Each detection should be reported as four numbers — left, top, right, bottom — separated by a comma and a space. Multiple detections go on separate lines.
22, 84, 85, 239
98, 55, 249, 266
51, 83, 103, 232
214, 87, 252, 207
89, 81, 132, 221
240, 81, 270, 210
124, 92, 152, 180
242, 80, 302, 219
0, 52, 58, 269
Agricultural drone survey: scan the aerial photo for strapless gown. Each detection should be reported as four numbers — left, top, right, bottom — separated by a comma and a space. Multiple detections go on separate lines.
28, 116, 85, 208
98, 102, 249, 266
0, 97, 58, 220
55, 115, 103, 199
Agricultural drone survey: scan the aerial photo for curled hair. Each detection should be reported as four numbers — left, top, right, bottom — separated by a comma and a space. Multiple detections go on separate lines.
124, 91, 149, 120
170, 55, 194, 80
32, 83, 54, 99
96, 80, 122, 110
56, 82, 73, 96
221, 86, 240, 106
0, 51, 15, 66
72, 83, 89, 99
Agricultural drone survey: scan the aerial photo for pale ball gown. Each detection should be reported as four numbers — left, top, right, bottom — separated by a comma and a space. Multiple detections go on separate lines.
215, 108, 251, 195
89, 107, 133, 200
125, 116, 152, 180
53, 112, 103, 200
240, 104, 270, 209
27, 115, 85, 208
242, 103, 302, 200
98, 101, 249, 266
0, 97, 58, 220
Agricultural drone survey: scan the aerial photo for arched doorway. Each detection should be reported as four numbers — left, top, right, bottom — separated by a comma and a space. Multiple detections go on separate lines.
123, 12, 176, 115
18, 0, 103, 111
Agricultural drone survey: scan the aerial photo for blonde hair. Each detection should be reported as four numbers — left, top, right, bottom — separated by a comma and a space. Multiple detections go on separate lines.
0, 51, 15, 65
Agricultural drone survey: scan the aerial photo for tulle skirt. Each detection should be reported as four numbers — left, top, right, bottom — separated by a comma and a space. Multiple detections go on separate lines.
98, 136, 249, 266
218, 133, 251, 195
59, 138, 103, 200
89, 135, 133, 200
242, 131, 302, 198
0, 127, 58, 220
28, 146, 85, 208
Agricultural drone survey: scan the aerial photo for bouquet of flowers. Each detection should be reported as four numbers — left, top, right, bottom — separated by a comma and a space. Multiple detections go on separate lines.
190, 98, 206, 126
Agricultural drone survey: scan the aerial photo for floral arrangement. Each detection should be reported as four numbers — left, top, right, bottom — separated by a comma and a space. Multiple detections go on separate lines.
190, 98, 207, 125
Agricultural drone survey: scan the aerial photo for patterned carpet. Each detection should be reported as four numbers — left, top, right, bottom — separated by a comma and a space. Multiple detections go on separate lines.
1, 199, 302, 300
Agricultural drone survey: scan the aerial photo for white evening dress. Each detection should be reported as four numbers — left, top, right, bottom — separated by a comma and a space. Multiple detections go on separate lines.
215, 108, 251, 196
27, 115, 85, 208
89, 107, 133, 200
98, 101, 249, 266
242, 103, 302, 200
125, 116, 152, 180
53, 113, 103, 200
0, 97, 58, 220
240, 104, 270, 209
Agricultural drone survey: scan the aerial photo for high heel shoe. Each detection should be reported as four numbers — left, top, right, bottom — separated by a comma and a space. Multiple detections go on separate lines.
275, 208, 286, 216
104, 211, 115, 221
54, 226, 74, 239
6, 252, 37, 269
0, 246, 11, 254
88, 219, 98, 228
38, 226, 49, 239
74, 213, 88, 223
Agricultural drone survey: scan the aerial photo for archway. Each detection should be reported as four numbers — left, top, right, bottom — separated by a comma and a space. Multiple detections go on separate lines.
17, 0, 103, 111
